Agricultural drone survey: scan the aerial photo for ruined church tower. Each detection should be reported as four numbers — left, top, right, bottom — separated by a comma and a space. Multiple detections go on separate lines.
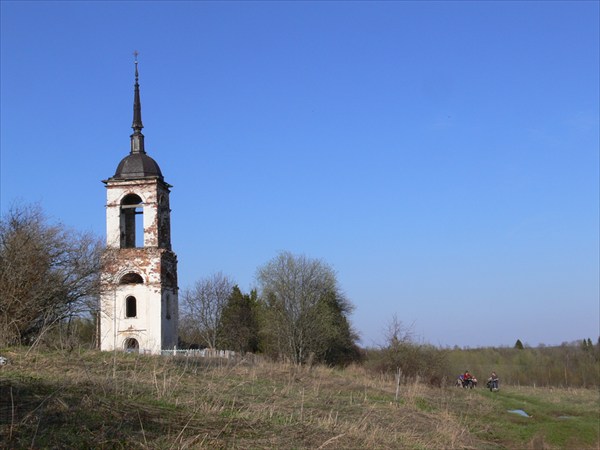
99, 58, 178, 354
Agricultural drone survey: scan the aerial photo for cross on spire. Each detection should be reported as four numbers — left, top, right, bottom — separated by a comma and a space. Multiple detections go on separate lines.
133, 51, 139, 83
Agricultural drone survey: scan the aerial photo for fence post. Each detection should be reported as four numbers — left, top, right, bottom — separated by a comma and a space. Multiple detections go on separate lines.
395, 367, 402, 402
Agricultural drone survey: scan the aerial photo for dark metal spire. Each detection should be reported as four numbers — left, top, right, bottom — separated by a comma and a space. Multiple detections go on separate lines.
130, 51, 145, 154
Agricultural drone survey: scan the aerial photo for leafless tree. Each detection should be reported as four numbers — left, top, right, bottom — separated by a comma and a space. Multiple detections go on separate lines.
383, 314, 414, 349
378, 314, 448, 382
179, 272, 235, 349
0, 204, 103, 346
257, 251, 355, 365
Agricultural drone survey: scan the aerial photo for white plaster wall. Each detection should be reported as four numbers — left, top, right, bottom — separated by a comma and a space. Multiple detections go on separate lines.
99, 289, 117, 351
161, 290, 179, 349
101, 179, 177, 355
105, 195, 121, 248
101, 286, 164, 353
144, 203, 157, 247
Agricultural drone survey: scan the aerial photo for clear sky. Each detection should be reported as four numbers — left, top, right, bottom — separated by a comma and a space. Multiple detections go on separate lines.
1, 1, 598, 348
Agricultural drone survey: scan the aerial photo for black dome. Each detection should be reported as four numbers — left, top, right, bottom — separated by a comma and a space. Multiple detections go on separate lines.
113, 153, 163, 180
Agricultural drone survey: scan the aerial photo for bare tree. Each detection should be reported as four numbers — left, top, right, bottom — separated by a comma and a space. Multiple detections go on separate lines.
179, 272, 235, 349
383, 314, 414, 349
257, 251, 358, 365
377, 314, 447, 382
0, 204, 103, 346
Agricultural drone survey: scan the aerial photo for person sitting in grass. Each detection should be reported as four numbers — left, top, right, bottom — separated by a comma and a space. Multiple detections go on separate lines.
462, 371, 475, 388
487, 371, 499, 391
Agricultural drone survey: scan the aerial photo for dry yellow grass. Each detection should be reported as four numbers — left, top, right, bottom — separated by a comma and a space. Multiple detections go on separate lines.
0, 348, 597, 449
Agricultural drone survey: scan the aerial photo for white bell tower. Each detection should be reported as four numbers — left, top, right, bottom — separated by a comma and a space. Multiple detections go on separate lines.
99, 57, 178, 354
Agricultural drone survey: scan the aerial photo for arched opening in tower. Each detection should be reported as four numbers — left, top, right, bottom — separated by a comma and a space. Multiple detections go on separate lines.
124, 338, 139, 353
120, 194, 144, 248
119, 272, 144, 284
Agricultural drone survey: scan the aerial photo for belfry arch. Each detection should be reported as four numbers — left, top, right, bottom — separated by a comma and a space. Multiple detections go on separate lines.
120, 194, 144, 248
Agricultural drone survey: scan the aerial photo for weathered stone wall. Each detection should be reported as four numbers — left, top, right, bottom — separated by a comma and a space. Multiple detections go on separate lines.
100, 179, 178, 355
105, 179, 172, 250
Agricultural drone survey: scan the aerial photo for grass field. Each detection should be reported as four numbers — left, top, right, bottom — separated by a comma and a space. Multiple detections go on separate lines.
0, 348, 598, 449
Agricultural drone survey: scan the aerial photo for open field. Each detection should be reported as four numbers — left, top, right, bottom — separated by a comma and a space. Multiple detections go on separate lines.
0, 348, 598, 449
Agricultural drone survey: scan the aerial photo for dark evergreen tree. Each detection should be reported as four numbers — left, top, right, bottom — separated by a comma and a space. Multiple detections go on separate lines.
319, 290, 361, 366
581, 339, 589, 351
514, 339, 524, 350
218, 286, 260, 354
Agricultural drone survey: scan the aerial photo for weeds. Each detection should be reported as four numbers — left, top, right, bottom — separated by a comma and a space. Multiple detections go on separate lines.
0, 347, 598, 449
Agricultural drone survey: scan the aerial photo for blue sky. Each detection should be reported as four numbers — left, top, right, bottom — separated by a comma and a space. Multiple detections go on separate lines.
1, 1, 598, 348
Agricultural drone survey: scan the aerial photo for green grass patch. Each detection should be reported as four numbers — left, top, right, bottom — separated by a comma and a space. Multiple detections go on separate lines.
467, 387, 599, 449
415, 396, 435, 412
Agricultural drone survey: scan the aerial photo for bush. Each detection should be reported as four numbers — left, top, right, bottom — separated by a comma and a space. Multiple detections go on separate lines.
364, 344, 449, 386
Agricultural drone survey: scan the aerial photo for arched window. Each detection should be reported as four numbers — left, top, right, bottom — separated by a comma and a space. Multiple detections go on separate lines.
124, 338, 139, 353
125, 296, 137, 318
166, 294, 171, 320
120, 194, 144, 248
119, 273, 144, 284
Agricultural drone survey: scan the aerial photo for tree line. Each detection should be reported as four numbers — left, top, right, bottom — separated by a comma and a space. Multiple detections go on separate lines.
2, 203, 598, 387
443, 341, 600, 388
0, 204, 360, 366
178, 252, 361, 366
